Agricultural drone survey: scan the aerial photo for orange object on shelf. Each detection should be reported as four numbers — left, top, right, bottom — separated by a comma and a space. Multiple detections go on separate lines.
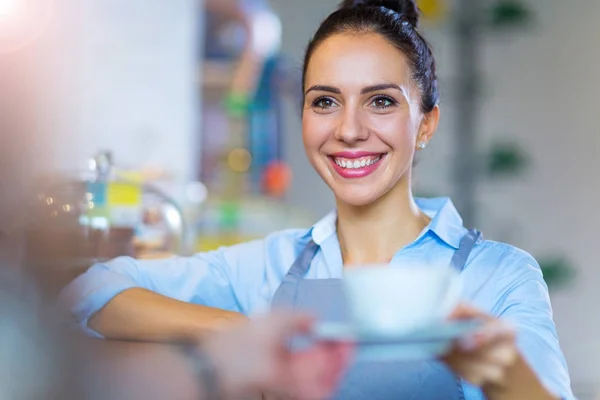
262, 162, 292, 197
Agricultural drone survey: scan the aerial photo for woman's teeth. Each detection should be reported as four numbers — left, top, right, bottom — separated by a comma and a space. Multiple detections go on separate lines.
333, 155, 382, 169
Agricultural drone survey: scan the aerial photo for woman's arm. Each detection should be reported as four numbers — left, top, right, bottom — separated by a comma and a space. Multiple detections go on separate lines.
88, 288, 246, 343
445, 254, 573, 399
444, 305, 559, 400
492, 257, 573, 399
59, 242, 266, 341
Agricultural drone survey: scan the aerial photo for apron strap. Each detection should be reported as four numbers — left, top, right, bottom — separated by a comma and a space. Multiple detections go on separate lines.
285, 240, 320, 280
449, 229, 482, 272
285, 229, 481, 280
273, 240, 320, 315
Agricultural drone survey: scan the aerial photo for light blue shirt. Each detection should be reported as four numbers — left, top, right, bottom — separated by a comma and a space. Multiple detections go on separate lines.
59, 197, 574, 399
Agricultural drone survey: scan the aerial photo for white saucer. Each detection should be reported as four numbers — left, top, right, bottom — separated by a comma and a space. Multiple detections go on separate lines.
312, 320, 482, 361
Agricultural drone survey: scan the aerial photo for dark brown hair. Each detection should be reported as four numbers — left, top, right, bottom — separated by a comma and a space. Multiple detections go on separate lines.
302, 0, 439, 113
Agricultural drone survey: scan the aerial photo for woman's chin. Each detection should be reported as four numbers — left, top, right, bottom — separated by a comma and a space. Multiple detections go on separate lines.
334, 189, 382, 208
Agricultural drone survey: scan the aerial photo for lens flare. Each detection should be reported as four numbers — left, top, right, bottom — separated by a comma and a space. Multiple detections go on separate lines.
0, 0, 55, 53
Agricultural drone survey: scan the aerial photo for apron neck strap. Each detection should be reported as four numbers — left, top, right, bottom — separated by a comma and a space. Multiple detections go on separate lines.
286, 240, 320, 279
285, 229, 482, 280
449, 229, 482, 272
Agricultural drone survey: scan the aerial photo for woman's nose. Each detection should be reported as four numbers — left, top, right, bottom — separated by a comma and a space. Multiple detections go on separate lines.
334, 108, 369, 144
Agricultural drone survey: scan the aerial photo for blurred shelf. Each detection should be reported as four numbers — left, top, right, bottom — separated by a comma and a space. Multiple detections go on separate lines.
194, 196, 315, 252
199, 60, 237, 89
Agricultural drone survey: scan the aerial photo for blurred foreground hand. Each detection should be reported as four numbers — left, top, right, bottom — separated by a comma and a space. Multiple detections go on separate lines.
201, 313, 353, 400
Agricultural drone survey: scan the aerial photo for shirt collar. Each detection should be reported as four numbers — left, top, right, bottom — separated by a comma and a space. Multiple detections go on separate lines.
305, 197, 466, 249
305, 210, 337, 246
415, 197, 466, 249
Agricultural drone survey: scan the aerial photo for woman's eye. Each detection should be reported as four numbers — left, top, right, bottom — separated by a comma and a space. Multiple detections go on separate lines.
370, 96, 397, 109
312, 97, 337, 109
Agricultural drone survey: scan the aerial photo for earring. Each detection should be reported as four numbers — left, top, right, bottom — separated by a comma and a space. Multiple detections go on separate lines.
417, 142, 427, 150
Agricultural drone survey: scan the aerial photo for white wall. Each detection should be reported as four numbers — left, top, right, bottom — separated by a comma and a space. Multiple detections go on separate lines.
478, 0, 600, 392
271, 0, 600, 395
50, 0, 201, 192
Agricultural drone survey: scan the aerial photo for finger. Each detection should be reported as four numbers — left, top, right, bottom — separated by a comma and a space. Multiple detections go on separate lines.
285, 315, 315, 335
313, 341, 355, 379
336, 342, 356, 362
262, 313, 315, 337
316, 340, 355, 351
459, 362, 506, 387
297, 341, 354, 395
444, 348, 509, 385
322, 342, 355, 381
444, 342, 518, 389
456, 322, 514, 352
288, 343, 352, 400
443, 328, 516, 369
450, 340, 517, 368
478, 342, 519, 368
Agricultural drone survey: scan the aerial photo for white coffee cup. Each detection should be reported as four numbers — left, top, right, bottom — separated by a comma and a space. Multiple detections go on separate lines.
342, 265, 463, 336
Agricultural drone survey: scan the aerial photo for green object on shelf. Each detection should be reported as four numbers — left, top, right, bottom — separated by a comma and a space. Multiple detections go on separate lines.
224, 92, 250, 118
487, 141, 529, 177
489, 0, 532, 29
218, 201, 240, 229
538, 256, 576, 289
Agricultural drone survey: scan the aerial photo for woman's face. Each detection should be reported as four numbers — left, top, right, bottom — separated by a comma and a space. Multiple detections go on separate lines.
302, 33, 438, 207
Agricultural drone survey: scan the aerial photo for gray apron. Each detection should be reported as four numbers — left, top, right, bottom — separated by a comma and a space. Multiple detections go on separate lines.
271, 229, 481, 400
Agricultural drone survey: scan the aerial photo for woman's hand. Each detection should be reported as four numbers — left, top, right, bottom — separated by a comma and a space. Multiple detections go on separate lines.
200, 313, 353, 400
442, 304, 518, 387
442, 304, 558, 400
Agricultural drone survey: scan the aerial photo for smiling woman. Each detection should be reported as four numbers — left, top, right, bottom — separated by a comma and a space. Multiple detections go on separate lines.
61, 1, 573, 399
302, 30, 437, 208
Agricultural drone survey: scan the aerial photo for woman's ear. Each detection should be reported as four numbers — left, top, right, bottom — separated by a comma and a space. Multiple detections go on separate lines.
415, 105, 440, 150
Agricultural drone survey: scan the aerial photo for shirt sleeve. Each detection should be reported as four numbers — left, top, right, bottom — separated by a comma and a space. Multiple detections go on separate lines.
491, 252, 575, 400
58, 239, 268, 337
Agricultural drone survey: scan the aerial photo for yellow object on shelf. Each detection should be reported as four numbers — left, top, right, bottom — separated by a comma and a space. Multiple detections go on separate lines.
418, 0, 447, 22
196, 234, 260, 252
108, 182, 142, 206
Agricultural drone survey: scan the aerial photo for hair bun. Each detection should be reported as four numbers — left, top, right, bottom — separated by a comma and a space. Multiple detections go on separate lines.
339, 0, 420, 27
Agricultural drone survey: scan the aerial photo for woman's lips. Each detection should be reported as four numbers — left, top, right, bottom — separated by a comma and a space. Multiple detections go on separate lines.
329, 152, 386, 179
